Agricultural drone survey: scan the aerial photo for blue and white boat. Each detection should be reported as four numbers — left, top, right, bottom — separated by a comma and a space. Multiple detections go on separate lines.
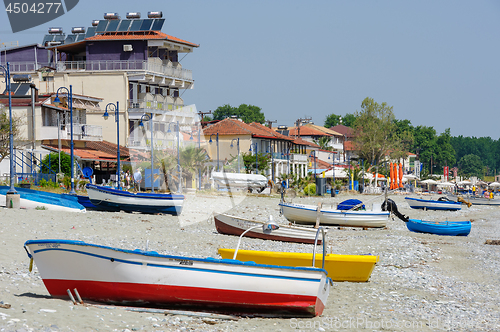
405, 197, 461, 211
0, 186, 85, 212
406, 219, 471, 236
85, 184, 184, 215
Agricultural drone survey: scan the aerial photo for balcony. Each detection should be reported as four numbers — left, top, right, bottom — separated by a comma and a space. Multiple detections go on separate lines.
128, 99, 184, 113
39, 124, 102, 141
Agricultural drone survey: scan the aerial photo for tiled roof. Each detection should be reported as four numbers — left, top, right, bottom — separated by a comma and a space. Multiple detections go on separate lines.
288, 125, 332, 137
292, 137, 320, 148
202, 118, 293, 140
86, 140, 130, 158
309, 156, 333, 170
306, 124, 342, 136
85, 31, 199, 47
330, 125, 354, 138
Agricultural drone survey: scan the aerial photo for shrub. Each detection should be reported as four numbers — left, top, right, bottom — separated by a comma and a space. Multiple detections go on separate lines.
304, 183, 316, 196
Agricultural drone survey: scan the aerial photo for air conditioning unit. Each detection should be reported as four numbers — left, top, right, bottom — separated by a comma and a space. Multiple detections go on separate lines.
123, 44, 133, 52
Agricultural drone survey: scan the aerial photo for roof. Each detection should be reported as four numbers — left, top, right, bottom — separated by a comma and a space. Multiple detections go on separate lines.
288, 124, 338, 137
202, 118, 294, 141
305, 124, 342, 136
330, 124, 355, 138
292, 137, 320, 148
85, 31, 199, 47
309, 156, 333, 170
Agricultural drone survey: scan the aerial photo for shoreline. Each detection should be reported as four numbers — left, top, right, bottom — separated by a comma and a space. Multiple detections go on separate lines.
1, 193, 499, 331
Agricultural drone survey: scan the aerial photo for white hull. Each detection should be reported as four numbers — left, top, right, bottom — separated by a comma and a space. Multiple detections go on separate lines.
405, 197, 461, 211
25, 240, 330, 316
0, 194, 85, 212
280, 203, 389, 228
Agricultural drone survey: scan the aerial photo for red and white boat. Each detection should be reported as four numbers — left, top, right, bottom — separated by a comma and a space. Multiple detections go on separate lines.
24, 239, 331, 317
214, 213, 325, 244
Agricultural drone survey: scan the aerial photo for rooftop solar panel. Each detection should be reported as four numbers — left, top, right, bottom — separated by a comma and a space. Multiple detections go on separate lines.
151, 18, 165, 31
106, 19, 120, 32
15, 83, 30, 96
129, 19, 143, 31
76, 34, 85, 42
65, 34, 76, 43
139, 19, 153, 31
85, 26, 97, 38
117, 20, 131, 32
42, 34, 55, 45
54, 35, 66, 42
95, 20, 108, 33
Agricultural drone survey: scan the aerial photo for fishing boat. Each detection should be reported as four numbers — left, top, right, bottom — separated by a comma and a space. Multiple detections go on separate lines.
214, 213, 324, 244
218, 248, 379, 282
212, 171, 268, 192
406, 219, 471, 236
279, 201, 389, 228
85, 184, 184, 215
405, 197, 462, 211
24, 239, 330, 317
446, 194, 500, 206
0, 186, 85, 212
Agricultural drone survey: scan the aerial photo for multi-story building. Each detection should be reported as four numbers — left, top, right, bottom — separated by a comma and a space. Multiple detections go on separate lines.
0, 11, 199, 181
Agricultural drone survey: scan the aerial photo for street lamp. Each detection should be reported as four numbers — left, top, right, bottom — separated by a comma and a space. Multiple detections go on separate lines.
209, 133, 219, 171
167, 121, 181, 193
328, 151, 336, 197
230, 138, 240, 173
266, 142, 275, 184
102, 101, 121, 190
139, 113, 154, 192
53, 85, 75, 194
0, 62, 16, 195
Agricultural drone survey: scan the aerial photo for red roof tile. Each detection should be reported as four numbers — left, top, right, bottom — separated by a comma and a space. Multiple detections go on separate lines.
288, 125, 333, 137
202, 118, 293, 140
292, 137, 320, 148
85, 31, 199, 47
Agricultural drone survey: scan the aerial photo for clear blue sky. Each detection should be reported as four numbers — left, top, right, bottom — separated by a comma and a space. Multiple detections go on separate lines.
1, 0, 499, 139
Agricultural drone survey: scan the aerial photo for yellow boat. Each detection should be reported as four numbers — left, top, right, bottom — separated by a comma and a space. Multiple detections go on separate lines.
218, 248, 379, 282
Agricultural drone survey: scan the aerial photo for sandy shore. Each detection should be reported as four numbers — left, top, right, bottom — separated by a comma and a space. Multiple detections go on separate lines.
1, 192, 500, 331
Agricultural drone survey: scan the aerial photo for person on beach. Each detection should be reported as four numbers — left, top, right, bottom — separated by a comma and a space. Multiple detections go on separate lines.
133, 168, 142, 192
125, 170, 131, 189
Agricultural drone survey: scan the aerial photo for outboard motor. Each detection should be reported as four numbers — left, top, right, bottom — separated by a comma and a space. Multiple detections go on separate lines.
381, 199, 409, 222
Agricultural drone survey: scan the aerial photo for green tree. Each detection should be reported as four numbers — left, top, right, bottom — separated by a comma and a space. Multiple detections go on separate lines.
434, 129, 456, 171
313, 136, 332, 151
213, 104, 265, 124
412, 125, 438, 173
180, 146, 207, 188
40, 152, 72, 176
324, 113, 357, 128
458, 154, 483, 178
0, 109, 23, 163
353, 97, 398, 165
242, 152, 270, 174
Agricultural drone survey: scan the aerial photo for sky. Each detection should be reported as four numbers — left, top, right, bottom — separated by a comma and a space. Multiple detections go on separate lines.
1, 0, 499, 139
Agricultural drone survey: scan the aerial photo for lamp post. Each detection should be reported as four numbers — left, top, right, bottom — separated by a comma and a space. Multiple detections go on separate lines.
0, 62, 16, 195
329, 151, 336, 197
167, 121, 181, 193
139, 113, 154, 192
267, 142, 275, 184
309, 151, 316, 180
54, 85, 75, 194
230, 138, 240, 173
102, 102, 121, 190
249, 142, 258, 174
209, 133, 219, 171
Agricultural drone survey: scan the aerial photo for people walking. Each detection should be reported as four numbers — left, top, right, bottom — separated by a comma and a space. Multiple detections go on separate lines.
133, 168, 142, 192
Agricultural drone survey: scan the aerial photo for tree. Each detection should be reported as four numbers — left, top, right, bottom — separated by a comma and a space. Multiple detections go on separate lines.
242, 152, 270, 174
458, 154, 483, 178
179, 146, 207, 188
40, 152, 71, 176
434, 128, 456, 171
0, 109, 23, 163
352, 97, 398, 165
213, 104, 265, 124
324, 113, 357, 128
313, 136, 332, 151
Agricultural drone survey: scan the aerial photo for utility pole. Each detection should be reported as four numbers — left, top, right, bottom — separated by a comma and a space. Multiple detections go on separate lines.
295, 117, 312, 138
198, 110, 212, 122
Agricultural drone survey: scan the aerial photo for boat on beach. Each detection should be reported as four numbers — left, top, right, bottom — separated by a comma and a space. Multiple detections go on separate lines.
279, 201, 389, 228
85, 184, 184, 215
0, 186, 85, 212
218, 248, 379, 282
405, 219, 471, 236
211, 171, 268, 193
405, 196, 462, 211
214, 213, 324, 244
24, 239, 330, 317
446, 194, 500, 206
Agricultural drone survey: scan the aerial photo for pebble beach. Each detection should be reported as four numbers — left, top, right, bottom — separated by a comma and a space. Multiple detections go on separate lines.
1, 192, 500, 331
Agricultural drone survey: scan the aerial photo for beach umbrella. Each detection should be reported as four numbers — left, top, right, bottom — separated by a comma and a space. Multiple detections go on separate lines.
458, 180, 472, 185
399, 163, 403, 188
420, 179, 438, 185
437, 182, 455, 187
404, 174, 416, 180
488, 182, 500, 187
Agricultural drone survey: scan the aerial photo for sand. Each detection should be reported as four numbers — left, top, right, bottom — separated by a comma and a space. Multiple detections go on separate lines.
1, 192, 500, 331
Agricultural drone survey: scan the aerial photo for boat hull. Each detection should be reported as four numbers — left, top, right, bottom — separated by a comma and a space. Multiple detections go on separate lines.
406, 219, 471, 236
279, 203, 389, 228
218, 249, 379, 282
0, 186, 85, 212
447, 194, 500, 206
86, 184, 184, 215
214, 213, 323, 244
405, 197, 461, 211
25, 240, 330, 317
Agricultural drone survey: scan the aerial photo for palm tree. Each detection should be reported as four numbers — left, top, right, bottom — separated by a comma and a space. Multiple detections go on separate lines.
180, 146, 207, 188
313, 136, 332, 151
155, 149, 178, 192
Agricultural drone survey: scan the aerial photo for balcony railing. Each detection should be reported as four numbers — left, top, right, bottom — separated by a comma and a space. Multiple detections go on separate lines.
128, 99, 185, 112
39, 124, 102, 141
